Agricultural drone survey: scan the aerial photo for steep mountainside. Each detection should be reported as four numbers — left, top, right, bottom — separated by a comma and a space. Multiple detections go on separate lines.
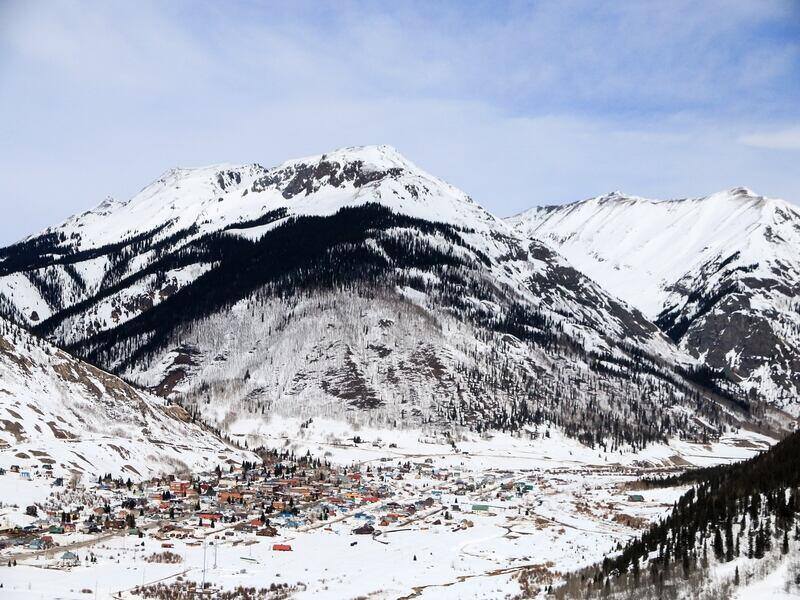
0, 316, 248, 480
509, 188, 800, 413
0, 147, 761, 448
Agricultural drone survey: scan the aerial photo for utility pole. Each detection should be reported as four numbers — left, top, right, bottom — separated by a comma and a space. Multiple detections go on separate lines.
201, 536, 207, 594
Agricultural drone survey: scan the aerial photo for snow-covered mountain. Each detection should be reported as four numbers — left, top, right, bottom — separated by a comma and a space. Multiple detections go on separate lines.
0, 146, 498, 328
509, 187, 800, 412
0, 146, 764, 448
0, 316, 249, 480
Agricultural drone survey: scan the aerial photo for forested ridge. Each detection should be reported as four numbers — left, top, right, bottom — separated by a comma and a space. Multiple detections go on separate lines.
556, 428, 800, 598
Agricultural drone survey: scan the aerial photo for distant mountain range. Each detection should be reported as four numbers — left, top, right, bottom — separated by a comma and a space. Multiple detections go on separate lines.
0, 146, 795, 449
509, 187, 800, 413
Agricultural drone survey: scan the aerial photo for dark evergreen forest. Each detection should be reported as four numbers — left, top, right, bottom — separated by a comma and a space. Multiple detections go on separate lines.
556, 428, 800, 598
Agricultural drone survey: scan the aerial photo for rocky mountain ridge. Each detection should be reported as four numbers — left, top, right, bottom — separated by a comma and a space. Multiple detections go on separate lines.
509, 187, 800, 413
0, 316, 250, 480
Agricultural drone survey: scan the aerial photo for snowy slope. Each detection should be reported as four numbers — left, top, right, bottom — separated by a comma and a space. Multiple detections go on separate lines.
0, 146, 765, 447
509, 188, 800, 411
0, 316, 250, 480
7, 145, 497, 256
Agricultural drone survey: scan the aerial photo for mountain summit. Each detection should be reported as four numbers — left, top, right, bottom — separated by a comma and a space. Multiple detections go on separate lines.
23, 145, 497, 258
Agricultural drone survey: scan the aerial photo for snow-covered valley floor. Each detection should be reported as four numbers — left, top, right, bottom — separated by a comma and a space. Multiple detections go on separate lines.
0, 422, 775, 599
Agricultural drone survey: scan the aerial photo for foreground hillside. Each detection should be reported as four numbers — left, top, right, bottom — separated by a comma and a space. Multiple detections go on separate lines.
554, 426, 800, 599
0, 146, 762, 448
0, 316, 248, 480
509, 188, 800, 414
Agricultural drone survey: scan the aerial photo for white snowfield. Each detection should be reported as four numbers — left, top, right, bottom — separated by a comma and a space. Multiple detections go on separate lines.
0, 316, 252, 480
507, 187, 800, 318
29, 145, 501, 252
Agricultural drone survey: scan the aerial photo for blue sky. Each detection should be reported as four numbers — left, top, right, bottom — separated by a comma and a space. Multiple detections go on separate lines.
1, 0, 799, 244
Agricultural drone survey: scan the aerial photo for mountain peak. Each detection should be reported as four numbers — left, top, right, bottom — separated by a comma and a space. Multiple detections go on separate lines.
92, 195, 124, 215
559, 187, 783, 212
700, 187, 765, 205
279, 144, 417, 174
593, 190, 649, 204
20, 144, 499, 252
728, 186, 757, 197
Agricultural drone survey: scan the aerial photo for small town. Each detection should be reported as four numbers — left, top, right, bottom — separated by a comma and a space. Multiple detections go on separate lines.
1, 425, 699, 600
3, 435, 597, 598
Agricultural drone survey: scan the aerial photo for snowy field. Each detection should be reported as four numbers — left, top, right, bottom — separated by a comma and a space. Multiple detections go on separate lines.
0, 422, 775, 599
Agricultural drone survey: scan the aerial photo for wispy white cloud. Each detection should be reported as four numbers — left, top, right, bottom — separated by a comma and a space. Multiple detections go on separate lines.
0, 0, 798, 244
740, 127, 800, 150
